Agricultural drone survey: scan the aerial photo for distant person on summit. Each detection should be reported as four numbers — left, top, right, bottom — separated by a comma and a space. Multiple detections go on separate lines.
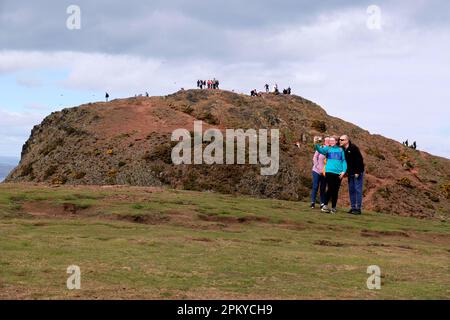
339, 135, 365, 215
105, 92, 110, 102
314, 136, 347, 214
273, 84, 279, 95
265, 84, 269, 93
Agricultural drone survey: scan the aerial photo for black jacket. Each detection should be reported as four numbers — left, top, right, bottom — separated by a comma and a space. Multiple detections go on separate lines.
344, 142, 365, 175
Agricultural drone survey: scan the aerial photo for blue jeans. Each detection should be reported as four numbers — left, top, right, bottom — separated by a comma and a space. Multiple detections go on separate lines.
311, 171, 326, 205
348, 172, 364, 210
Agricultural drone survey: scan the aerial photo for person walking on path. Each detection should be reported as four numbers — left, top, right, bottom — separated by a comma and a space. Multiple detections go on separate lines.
339, 135, 365, 215
314, 136, 347, 214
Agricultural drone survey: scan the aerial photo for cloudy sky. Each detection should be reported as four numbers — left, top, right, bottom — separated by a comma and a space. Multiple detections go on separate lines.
1, 0, 449, 160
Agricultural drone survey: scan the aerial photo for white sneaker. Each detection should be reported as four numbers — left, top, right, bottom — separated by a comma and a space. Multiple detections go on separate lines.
321, 205, 330, 213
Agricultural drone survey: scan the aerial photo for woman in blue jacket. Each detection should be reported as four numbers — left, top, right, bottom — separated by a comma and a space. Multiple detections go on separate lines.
314, 136, 347, 214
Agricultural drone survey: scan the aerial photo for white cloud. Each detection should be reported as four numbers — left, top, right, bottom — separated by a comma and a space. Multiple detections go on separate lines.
16, 76, 42, 88
0, 109, 45, 157
0, 109, 44, 134
0, 4, 449, 159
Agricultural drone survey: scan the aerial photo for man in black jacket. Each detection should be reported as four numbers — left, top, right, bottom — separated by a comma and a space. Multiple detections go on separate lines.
339, 135, 365, 215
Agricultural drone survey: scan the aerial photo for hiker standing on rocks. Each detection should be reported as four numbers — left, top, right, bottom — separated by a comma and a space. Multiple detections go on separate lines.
339, 135, 365, 215
314, 136, 347, 214
310, 137, 330, 209
265, 84, 269, 93
105, 92, 109, 102
212, 78, 219, 89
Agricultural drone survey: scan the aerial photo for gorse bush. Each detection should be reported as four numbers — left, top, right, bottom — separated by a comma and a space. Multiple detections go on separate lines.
311, 120, 327, 133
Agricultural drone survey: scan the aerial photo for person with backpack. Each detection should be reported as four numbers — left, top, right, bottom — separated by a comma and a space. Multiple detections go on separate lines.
339, 135, 365, 215
310, 136, 330, 209
314, 136, 347, 214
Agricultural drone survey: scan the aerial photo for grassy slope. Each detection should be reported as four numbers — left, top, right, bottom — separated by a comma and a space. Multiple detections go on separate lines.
0, 183, 448, 300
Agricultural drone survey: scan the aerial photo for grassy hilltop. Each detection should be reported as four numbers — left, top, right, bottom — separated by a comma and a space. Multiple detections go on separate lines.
0, 183, 448, 299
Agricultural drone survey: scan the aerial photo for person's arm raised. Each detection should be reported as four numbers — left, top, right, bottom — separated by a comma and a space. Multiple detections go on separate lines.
314, 144, 328, 155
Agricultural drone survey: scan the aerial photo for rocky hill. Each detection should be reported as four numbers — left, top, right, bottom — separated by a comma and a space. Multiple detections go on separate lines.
5, 89, 450, 218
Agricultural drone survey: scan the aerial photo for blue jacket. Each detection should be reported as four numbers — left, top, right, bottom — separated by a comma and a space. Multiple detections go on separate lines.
314, 145, 347, 175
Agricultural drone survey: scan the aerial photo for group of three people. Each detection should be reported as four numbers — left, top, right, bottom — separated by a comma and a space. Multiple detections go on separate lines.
197, 79, 220, 90
311, 135, 365, 215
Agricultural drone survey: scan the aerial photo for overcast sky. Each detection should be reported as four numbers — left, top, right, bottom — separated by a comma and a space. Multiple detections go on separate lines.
1, 0, 449, 160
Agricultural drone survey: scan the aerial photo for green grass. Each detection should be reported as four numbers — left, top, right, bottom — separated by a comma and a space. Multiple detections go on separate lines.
0, 183, 448, 299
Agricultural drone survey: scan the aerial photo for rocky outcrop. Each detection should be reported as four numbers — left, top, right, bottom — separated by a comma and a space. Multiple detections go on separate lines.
6, 89, 450, 218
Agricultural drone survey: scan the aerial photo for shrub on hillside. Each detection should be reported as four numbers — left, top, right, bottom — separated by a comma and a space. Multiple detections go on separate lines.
20, 163, 34, 177
41, 138, 64, 156
51, 176, 67, 185
440, 182, 450, 199
311, 120, 327, 133
142, 143, 174, 164
366, 148, 386, 160
44, 165, 58, 179
198, 111, 219, 125
397, 177, 414, 188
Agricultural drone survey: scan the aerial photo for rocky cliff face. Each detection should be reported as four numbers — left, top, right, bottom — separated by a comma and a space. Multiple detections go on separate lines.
5, 89, 450, 218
